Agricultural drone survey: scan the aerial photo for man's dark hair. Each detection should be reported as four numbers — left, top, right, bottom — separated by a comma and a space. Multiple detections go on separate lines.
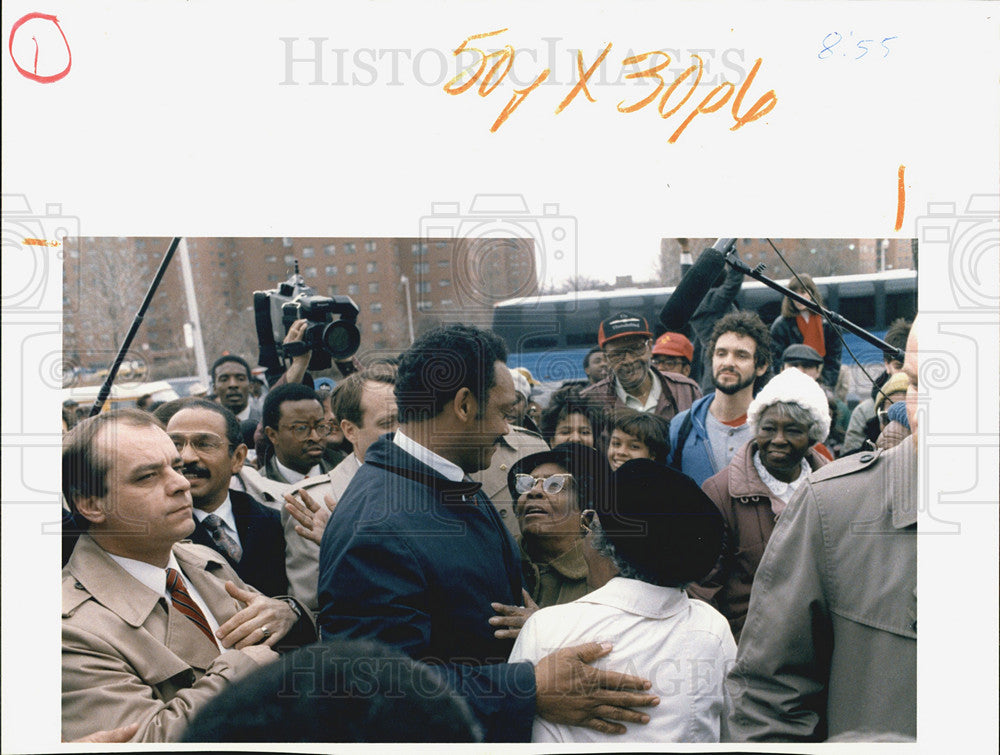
210, 355, 251, 384
583, 347, 603, 371
334, 364, 397, 428
262, 382, 321, 430
883, 317, 913, 361
181, 640, 482, 743
62, 409, 163, 517
708, 310, 772, 371
394, 325, 508, 423
153, 397, 243, 449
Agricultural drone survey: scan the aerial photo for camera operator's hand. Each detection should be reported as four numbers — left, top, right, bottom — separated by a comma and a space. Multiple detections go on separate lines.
283, 318, 312, 384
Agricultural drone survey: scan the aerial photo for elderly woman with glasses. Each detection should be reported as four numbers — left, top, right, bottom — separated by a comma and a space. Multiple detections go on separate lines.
688, 368, 831, 641
504, 443, 609, 610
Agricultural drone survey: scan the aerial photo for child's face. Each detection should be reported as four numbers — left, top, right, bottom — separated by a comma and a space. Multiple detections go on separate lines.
607, 428, 653, 470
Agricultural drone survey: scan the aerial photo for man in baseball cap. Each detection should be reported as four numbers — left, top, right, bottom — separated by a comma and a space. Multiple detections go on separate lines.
652, 332, 695, 377
581, 313, 701, 430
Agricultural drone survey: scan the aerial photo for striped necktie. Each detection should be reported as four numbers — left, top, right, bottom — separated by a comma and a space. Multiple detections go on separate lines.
201, 514, 243, 563
165, 567, 216, 645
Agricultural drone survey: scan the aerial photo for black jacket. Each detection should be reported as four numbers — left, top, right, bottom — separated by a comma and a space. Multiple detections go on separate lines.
189, 489, 288, 597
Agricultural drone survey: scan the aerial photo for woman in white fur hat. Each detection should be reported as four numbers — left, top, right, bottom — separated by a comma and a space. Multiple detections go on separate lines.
687, 367, 831, 642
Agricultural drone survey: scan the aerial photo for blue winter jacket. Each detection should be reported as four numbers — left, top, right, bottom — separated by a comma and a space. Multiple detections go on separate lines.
667, 392, 719, 487
318, 434, 535, 742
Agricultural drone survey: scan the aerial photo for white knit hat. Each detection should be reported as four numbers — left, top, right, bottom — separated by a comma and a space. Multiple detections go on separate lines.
508, 368, 531, 402
747, 368, 831, 443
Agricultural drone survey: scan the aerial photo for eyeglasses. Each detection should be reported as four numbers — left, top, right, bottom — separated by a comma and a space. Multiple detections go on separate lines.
281, 422, 334, 441
604, 341, 650, 363
169, 432, 228, 453
514, 473, 573, 495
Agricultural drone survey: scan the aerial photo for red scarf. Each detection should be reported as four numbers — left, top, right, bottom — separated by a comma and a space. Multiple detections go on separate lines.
796, 314, 825, 357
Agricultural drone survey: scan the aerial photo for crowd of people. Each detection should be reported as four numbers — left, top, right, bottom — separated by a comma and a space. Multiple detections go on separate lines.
60, 277, 918, 744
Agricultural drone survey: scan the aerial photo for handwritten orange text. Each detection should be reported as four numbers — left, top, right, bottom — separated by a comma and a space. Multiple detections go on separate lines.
23, 238, 61, 247
444, 30, 777, 142
895, 165, 906, 231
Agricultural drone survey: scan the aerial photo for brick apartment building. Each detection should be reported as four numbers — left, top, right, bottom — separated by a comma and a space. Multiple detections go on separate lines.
63, 236, 537, 378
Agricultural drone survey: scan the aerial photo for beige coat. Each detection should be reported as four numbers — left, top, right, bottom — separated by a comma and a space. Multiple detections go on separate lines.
727, 438, 916, 742
62, 535, 267, 742
280, 452, 360, 612
470, 426, 549, 537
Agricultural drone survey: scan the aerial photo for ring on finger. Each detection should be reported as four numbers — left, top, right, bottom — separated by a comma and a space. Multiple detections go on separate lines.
260, 625, 271, 638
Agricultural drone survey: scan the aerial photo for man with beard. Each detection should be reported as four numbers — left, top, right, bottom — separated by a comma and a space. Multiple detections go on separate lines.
580, 313, 701, 430
668, 311, 771, 486
162, 398, 290, 597
211, 356, 260, 423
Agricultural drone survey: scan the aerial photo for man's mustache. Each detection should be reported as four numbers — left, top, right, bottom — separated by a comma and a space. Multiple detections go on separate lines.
181, 464, 211, 479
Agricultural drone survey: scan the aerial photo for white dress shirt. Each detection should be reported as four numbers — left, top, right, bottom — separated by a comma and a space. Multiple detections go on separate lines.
274, 457, 321, 485
393, 429, 465, 482
192, 494, 243, 550
107, 551, 223, 650
614, 369, 663, 412
509, 577, 736, 743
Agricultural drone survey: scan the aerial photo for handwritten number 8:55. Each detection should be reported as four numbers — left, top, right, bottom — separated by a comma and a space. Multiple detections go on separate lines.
818, 34, 898, 60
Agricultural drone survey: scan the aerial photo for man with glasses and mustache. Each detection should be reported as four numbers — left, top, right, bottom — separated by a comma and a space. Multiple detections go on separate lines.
260, 383, 337, 485
668, 311, 772, 486
158, 398, 291, 598
580, 312, 701, 430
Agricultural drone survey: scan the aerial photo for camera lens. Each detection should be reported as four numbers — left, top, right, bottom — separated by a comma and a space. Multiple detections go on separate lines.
322, 320, 361, 359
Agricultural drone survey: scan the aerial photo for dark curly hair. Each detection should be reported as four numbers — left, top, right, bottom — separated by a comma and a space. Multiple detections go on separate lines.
539, 385, 601, 446
394, 324, 508, 423
708, 310, 772, 372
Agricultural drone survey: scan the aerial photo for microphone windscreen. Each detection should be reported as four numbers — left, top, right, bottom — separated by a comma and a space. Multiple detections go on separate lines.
659, 247, 728, 330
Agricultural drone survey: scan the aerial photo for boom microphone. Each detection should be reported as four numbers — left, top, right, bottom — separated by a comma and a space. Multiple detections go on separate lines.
658, 238, 733, 330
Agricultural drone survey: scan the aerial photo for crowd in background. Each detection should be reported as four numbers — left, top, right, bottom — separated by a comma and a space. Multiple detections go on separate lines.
60, 272, 917, 744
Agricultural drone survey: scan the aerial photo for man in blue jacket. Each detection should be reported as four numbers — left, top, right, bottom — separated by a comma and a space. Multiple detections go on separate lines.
668, 312, 771, 486
318, 324, 658, 742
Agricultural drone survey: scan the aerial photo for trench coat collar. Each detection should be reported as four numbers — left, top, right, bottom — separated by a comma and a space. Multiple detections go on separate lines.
887, 436, 917, 529
67, 534, 238, 628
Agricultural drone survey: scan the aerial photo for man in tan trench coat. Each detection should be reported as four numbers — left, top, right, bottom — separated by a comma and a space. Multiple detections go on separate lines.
62, 409, 314, 742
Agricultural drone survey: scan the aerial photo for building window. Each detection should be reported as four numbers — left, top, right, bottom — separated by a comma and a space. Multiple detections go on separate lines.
324, 244, 336, 256
345, 263, 357, 275
439, 279, 451, 287
265, 255, 277, 263
414, 262, 430, 274
416, 301, 432, 311
366, 261, 377, 273
415, 281, 431, 294
368, 282, 379, 293
325, 265, 338, 276
302, 246, 314, 258
345, 242, 356, 254
370, 302, 382, 312
437, 259, 450, 268
372, 322, 383, 333
347, 284, 360, 295
304, 267, 317, 277
411, 242, 427, 255
284, 254, 295, 265
328, 285, 339, 295
435, 240, 447, 249
282, 238, 293, 248
440, 299, 453, 307
365, 240, 377, 253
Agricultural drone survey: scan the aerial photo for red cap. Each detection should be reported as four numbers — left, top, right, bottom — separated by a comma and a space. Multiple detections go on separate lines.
652, 332, 694, 362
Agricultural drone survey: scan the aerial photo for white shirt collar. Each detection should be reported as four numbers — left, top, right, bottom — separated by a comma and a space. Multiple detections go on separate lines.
576, 576, 688, 619
236, 405, 251, 421
614, 369, 662, 412
192, 493, 239, 536
752, 450, 811, 506
107, 551, 183, 601
393, 429, 465, 482
275, 457, 320, 484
